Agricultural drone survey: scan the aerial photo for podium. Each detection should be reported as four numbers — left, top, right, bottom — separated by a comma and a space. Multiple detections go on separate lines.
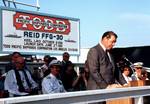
129, 80, 150, 87
106, 80, 150, 104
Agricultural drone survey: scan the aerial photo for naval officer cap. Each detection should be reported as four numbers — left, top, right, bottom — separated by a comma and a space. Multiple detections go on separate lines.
133, 62, 143, 68
48, 59, 61, 68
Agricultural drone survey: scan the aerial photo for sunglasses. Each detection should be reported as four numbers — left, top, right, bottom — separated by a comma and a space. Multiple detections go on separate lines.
136, 67, 142, 69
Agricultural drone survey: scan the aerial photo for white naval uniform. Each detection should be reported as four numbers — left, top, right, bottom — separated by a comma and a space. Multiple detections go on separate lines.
42, 73, 66, 94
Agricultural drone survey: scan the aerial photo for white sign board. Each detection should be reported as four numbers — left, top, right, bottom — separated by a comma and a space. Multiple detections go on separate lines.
1, 8, 80, 55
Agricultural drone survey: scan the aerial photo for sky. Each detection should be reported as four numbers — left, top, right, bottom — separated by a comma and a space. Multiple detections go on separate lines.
1, 0, 150, 49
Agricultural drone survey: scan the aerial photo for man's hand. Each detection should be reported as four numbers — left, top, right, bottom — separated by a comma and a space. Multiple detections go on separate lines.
106, 84, 122, 89
123, 83, 129, 87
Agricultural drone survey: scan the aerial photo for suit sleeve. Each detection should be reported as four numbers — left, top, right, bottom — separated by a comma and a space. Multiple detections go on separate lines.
87, 48, 107, 87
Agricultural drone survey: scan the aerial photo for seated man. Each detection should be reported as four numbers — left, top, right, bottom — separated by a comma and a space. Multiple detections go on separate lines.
131, 62, 148, 80
4, 57, 38, 97
5, 52, 22, 72
42, 60, 66, 94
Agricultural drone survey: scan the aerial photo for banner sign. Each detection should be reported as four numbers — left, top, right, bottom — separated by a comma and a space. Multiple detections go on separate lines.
1, 8, 80, 55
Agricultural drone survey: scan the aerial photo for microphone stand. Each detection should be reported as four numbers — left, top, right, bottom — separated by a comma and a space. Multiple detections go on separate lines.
123, 56, 135, 76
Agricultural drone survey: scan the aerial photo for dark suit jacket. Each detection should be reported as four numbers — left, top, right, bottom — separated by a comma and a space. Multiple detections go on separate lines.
87, 44, 126, 89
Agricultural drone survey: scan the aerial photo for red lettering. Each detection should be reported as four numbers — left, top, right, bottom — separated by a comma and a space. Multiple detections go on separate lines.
13, 12, 70, 35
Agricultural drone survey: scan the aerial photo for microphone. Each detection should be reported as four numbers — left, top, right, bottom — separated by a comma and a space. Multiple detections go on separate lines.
122, 56, 133, 65
121, 55, 135, 74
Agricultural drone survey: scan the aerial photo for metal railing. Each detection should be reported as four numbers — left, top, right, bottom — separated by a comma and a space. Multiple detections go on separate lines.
0, 86, 150, 104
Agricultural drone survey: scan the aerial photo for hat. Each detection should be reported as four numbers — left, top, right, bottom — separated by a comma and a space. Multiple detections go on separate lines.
133, 62, 143, 68
48, 60, 61, 68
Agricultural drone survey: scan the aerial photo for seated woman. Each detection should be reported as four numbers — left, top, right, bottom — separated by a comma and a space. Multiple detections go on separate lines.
121, 65, 132, 83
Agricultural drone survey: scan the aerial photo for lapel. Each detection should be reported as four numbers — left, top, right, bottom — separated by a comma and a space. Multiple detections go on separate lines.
96, 44, 115, 73
108, 52, 115, 72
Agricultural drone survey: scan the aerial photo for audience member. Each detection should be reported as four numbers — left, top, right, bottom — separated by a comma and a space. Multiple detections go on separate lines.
141, 68, 149, 80
0, 70, 5, 90
42, 60, 66, 94
43, 56, 57, 77
61, 61, 88, 91
73, 67, 88, 91
121, 65, 132, 83
5, 52, 22, 72
40, 55, 51, 75
0, 70, 9, 98
59, 52, 71, 79
131, 62, 148, 80
32, 67, 43, 91
4, 57, 38, 97
62, 52, 70, 63
61, 52, 72, 71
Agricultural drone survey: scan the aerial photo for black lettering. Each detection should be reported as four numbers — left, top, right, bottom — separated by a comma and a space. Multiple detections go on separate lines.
24, 31, 28, 37
24, 31, 40, 38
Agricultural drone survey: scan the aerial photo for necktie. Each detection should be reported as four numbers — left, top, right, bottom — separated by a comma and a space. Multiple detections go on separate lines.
106, 50, 110, 61
106, 50, 116, 70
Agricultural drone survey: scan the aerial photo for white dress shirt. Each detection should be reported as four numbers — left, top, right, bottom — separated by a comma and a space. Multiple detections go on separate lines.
99, 42, 112, 62
122, 73, 132, 83
4, 69, 38, 96
42, 73, 66, 94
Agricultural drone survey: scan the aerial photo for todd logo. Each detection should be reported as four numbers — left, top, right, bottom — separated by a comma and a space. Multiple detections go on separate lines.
13, 12, 70, 35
